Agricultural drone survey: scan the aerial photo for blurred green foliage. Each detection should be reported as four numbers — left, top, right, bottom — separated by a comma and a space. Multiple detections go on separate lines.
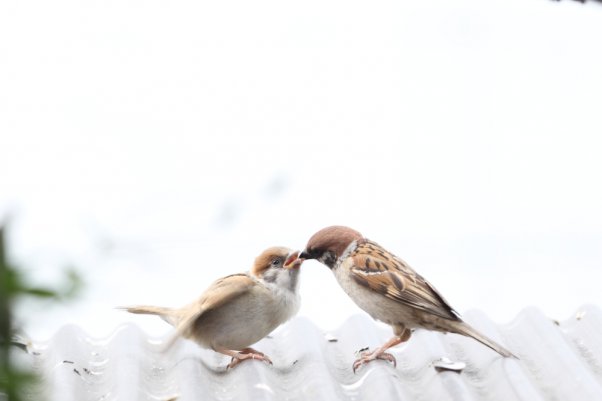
0, 225, 82, 401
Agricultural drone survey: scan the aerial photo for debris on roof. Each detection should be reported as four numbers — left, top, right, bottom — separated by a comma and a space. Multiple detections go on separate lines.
14, 305, 602, 401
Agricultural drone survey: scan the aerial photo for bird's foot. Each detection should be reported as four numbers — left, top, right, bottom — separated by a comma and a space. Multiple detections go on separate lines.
239, 347, 273, 364
239, 347, 265, 357
352, 348, 397, 373
227, 348, 273, 369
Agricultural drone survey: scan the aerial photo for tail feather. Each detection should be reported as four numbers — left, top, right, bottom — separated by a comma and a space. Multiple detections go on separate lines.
452, 321, 518, 359
117, 305, 178, 326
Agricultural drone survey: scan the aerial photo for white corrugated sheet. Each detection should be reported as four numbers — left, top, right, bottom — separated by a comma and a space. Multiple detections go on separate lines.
17, 305, 602, 401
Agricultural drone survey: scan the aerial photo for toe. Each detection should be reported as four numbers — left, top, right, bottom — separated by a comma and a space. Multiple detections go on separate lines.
227, 357, 240, 369
352, 358, 368, 373
375, 352, 397, 367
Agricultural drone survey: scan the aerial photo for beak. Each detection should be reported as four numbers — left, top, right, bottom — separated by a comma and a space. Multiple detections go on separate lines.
299, 250, 313, 260
283, 250, 304, 270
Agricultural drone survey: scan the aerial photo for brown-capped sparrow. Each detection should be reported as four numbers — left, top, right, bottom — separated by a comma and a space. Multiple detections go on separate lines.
299, 226, 517, 372
120, 247, 303, 369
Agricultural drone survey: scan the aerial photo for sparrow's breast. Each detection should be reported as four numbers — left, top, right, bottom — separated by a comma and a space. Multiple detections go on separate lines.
333, 257, 417, 327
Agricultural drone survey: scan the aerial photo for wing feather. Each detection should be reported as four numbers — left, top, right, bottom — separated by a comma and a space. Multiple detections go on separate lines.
350, 240, 460, 321
172, 274, 257, 342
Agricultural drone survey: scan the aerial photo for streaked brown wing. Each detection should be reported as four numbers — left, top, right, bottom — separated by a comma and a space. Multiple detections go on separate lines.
350, 240, 460, 321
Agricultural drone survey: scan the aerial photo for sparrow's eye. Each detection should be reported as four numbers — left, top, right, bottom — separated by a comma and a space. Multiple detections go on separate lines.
271, 258, 282, 267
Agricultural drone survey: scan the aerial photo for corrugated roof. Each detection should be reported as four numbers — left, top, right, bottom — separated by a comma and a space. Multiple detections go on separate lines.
16, 305, 602, 401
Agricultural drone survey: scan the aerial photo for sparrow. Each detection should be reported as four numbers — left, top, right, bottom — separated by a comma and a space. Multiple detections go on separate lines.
299, 226, 517, 372
120, 247, 304, 369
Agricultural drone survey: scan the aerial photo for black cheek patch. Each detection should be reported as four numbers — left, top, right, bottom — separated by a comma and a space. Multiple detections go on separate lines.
322, 252, 337, 269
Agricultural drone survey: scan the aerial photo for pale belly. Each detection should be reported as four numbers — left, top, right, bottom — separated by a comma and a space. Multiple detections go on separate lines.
333, 263, 418, 329
188, 286, 300, 351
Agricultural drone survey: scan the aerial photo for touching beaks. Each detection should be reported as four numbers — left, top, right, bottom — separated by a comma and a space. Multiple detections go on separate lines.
283, 251, 305, 269
299, 250, 313, 260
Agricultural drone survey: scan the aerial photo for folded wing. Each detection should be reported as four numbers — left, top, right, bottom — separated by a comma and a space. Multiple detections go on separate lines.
350, 240, 460, 321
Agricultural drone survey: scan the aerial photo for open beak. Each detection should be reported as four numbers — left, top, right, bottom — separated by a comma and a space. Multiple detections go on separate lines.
283, 250, 304, 270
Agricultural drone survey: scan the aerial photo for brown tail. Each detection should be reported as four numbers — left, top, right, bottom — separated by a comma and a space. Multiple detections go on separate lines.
117, 305, 178, 326
452, 321, 518, 359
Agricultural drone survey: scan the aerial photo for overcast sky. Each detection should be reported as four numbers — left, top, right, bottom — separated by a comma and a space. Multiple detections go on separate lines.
1, 0, 601, 340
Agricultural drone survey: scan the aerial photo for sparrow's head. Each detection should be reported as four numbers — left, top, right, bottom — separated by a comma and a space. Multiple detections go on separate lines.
251, 247, 304, 291
299, 226, 363, 269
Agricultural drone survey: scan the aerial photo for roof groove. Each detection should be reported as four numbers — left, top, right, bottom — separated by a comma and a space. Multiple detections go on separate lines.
18, 305, 602, 401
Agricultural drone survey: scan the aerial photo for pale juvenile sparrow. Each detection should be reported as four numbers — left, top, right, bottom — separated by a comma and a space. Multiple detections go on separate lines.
121, 247, 303, 369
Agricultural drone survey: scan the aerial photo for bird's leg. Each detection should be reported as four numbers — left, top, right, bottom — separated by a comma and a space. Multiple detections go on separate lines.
215, 347, 273, 369
353, 328, 411, 373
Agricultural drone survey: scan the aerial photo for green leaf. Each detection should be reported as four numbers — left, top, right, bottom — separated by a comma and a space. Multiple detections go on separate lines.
22, 287, 58, 299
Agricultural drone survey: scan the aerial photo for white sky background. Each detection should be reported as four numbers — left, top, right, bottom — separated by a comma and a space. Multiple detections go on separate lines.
1, 0, 601, 340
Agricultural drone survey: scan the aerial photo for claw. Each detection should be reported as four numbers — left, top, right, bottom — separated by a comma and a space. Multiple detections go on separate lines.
351, 334, 407, 372
226, 348, 273, 369
227, 356, 242, 369
377, 352, 397, 367
352, 349, 397, 373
